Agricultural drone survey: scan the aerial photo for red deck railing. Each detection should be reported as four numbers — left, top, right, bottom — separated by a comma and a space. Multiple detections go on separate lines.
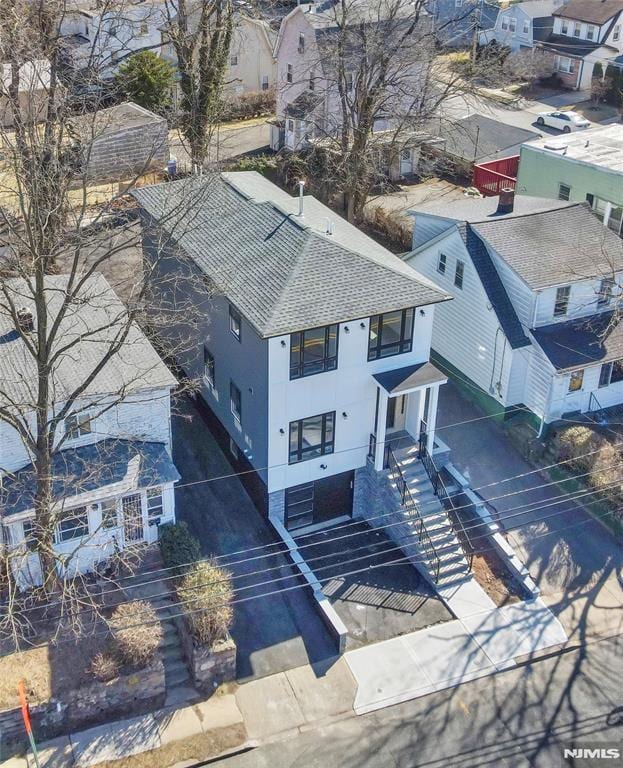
473, 155, 520, 197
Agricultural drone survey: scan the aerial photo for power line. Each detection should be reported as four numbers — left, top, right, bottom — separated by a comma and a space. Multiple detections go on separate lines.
11, 500, 620, 650
8, 477, 621, 626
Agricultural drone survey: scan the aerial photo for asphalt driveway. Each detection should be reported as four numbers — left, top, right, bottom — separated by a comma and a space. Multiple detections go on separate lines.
436, 382, 622, 599
171, 397, 337, 682
297, 521, 452, 650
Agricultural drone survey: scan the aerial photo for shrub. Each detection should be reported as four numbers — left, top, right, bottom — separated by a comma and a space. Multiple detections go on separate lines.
108, 600, 162, 667
177, 561, 233, 646
590, 443, 623, 498
159, 521, 201, 575
89, 651, 120, 682
553, 426, 602, 470
221, 89, 275, 122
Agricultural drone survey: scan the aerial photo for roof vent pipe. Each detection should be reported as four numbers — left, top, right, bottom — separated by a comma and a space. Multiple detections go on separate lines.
325, 218, 333, 235
496, 187, 515, 215
298, 180, 305, 217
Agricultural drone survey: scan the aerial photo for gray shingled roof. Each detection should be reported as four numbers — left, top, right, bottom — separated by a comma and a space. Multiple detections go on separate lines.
461, 225, 531, 349
1, 439, 180, 517
471, 203, 623, 290
132, 173, 450, 338
0, 273, 176, 409
553, 0, 623, 24
437, 114, 542, 164
531, 312, 623, 372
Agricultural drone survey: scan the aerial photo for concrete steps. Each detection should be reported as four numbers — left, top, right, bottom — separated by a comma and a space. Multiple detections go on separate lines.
388, 447, 471, 586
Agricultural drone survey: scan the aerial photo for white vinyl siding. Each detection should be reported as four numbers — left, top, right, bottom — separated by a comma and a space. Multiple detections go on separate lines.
406, 229, 516, 405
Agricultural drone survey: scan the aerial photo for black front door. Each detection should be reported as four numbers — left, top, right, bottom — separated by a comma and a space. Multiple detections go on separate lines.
386, 396, 397, 429
310, 471, 354, 525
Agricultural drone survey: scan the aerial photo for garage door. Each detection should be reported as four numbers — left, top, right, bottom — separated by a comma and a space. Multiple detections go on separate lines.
285, 470, 354, 531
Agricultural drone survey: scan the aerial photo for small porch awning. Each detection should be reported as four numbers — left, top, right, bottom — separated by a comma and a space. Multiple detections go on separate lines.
373, 362, 447, 396
0, 439, 181, 518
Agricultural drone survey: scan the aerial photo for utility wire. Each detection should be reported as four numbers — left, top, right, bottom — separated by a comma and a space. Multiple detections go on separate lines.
11, 500, 620, 650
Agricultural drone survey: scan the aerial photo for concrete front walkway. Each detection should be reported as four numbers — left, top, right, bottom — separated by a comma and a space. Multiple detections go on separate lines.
345, 598, 567, 715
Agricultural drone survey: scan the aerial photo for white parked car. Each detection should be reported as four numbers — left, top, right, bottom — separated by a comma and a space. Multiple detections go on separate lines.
536, 110, 591, 133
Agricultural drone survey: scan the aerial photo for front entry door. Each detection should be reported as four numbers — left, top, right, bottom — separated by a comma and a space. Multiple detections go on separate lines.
386, 395, 407, 433
122, 493, 144, 544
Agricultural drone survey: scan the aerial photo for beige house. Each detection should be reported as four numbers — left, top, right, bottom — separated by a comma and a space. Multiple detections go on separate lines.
227, 16, 277, 95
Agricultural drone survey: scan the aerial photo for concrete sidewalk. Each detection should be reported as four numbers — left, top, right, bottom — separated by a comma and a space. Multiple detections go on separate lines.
5, 661, 356, 768
345, 598, 567, 715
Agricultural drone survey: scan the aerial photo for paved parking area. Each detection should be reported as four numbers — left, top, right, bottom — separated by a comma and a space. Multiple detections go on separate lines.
172, 397, 337, 682
297, 521, 452, 649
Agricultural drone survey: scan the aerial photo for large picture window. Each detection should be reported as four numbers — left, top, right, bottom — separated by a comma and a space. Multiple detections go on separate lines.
368, 308, 414, 361
289, 412, 335, 464
290, 325, 338, 379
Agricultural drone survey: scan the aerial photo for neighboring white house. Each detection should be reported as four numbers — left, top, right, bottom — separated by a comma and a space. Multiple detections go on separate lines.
479, 0, 560, 51
405, 191, 623, 429
133, 172, 452, 543
159, 13, 277, 97
0, 60, 50, 128
60, 0, 168, 78
270, 1, 431, 178
0, 273, 179, 588
536, 0, 623, 89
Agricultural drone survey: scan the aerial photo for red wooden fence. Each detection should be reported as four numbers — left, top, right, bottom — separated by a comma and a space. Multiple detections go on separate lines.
473, 155, 520, 197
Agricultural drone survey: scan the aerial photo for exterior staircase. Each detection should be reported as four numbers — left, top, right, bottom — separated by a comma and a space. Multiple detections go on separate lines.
386, 442, 471, 588
123, 546, 195, 704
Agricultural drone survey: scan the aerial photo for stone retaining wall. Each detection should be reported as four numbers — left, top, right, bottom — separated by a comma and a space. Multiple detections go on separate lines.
0, 659, 165, 760
175, 614, 236, 693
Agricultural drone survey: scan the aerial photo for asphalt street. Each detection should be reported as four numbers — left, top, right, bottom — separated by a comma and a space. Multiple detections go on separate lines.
215, 634, 623, 768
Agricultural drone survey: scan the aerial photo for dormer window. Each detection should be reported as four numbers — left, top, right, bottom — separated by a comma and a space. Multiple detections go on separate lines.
561, 20, 569, 34
573, 22, 581, 37
587, 25, 596, 40
65, 412, 92, 441
554, 285, 571, 317
598, 277, 614, 307
614, 25, 621, 41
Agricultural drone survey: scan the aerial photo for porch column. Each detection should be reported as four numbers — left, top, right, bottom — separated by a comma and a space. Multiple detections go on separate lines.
374, 388, 389, 471
425, 384, 440, 453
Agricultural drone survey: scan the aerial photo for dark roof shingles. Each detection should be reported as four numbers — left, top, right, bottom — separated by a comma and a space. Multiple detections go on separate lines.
531, 312, 623, 371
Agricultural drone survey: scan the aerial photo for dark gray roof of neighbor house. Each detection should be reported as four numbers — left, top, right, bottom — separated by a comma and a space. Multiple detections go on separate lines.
285, 90, 323, 119
132, 173, 450, 338
540, 33, 602, 56
531, 312, 623, 371
435, 114, 542, 164
373, 361, 447, 394
1, 439, 180, 517
412, 193, 574, 223
0, 273, 177, 409
461, 225, 531, 349
553, 0, 623, 24
471, 203, 623, 289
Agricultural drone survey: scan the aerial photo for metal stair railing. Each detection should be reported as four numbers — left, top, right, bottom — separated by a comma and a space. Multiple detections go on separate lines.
386, 446, 440, 582
417, 433, 474, 570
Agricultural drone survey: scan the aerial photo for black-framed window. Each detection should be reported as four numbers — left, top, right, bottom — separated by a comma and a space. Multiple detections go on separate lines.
454, 260, 465, 289
290, 324, 338, 379
437, 253, 446, 274
229, 305, 241, 341
56, 508, 89, 543
599, 360, 623, 387
203, 345, 215, 386
289, 411, 335, 464
368, 308, 414, 360
554, 285, 571, 316
230, 381, 242, 423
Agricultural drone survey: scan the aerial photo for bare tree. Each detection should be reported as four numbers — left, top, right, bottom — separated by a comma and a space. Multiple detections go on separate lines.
162, 0, 235, 172
0, 0, 212, 646
275, 0, 480, 222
